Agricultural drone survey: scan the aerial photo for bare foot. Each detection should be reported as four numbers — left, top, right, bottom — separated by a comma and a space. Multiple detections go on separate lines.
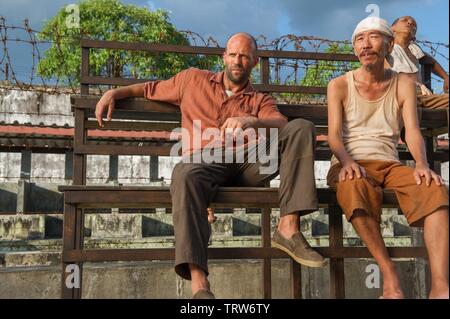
429, 287, 449, 299
381, 264, 404, 299
192, 279, 210, 296
380, 289, 404, 299
190, 264, 211, 296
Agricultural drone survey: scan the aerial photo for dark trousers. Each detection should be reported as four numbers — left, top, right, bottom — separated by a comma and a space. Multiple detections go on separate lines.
170, 119, 318, 280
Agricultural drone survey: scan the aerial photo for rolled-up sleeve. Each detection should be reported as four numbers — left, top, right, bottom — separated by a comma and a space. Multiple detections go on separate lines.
143, 68, 191, 106
257, 95, 287, 121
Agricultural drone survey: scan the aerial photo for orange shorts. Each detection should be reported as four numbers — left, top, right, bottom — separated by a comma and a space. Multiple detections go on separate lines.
417, 93, 448, 109
327, 160, 449, 226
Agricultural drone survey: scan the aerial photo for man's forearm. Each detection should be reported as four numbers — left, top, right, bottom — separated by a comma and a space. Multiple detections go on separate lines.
255, 118, 288, 129
328, 136, 353, 165
431, 58, 449, 82
109, 83, 145, 99
405, 130, 429, 166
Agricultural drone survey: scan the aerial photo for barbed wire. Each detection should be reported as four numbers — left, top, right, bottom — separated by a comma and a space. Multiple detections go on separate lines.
0, 17, 448, 97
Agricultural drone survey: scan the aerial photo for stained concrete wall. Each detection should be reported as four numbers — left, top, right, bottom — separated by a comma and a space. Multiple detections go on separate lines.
0, 258, 427, 299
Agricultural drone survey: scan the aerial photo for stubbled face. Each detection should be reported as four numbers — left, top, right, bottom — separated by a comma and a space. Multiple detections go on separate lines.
223, 35, 258, 85
392, 16, 417, 39
353, 30, 393, 69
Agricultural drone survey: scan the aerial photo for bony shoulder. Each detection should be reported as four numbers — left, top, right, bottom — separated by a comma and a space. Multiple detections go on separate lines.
328, 75, 347, 90
397, 73, 415, 85
396, 73, 417, 92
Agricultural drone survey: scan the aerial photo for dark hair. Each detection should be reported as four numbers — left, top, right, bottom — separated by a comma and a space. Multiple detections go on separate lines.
225, 32, 258, 52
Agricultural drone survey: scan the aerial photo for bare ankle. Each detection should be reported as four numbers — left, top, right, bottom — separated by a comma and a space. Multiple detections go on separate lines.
278, 214, 300, 237
191, 278, 210, 295
189, 264, 210, 294
380, 264, 403, 298
429, 283, 449, 299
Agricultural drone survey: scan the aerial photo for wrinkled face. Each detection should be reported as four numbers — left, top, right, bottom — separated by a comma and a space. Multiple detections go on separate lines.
392, 16, 417, 39
353, 30, 393, 68
223, 35, 258, 84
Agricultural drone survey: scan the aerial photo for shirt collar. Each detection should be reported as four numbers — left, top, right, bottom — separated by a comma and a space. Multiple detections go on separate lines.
209, 71, 254, 95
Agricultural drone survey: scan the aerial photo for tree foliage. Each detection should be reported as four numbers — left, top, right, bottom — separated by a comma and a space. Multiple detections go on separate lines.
37, 0, 221, 84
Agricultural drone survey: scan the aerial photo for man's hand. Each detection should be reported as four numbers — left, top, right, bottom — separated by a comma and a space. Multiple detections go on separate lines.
413, 163, 443, 186
220, 116, 258, 140
339, 161, 367, 182
418, 83, 433, 96
95, 90, 116, 127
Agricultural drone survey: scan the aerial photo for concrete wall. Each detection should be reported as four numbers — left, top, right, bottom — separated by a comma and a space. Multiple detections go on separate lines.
0, 259, 426, 299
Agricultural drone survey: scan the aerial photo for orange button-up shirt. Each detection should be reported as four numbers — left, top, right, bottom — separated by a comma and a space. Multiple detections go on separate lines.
143, 67, 286, 155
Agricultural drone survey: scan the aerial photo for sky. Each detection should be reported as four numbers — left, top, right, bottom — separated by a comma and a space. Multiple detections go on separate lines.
0, 0, 448, 86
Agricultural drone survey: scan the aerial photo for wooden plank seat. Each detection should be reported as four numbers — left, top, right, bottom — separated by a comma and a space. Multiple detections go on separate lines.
58, 184, 430, 299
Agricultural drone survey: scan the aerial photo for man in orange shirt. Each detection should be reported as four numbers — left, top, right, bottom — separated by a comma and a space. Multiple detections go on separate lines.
95, 32, 326, 298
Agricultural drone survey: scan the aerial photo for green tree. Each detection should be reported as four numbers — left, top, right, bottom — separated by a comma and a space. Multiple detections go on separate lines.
300, 43, 360, 87
276, 43, 360, 103
37, 0, 221, 85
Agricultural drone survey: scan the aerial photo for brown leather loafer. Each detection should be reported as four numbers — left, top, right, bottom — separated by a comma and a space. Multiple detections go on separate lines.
271, 229, 327, 267
192, 289, 216, 299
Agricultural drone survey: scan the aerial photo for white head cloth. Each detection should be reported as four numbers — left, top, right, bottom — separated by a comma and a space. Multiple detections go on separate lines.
351, 17, 394, 44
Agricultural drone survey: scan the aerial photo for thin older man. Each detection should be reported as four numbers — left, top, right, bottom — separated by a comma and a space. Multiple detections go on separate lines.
327, 17, 448, 299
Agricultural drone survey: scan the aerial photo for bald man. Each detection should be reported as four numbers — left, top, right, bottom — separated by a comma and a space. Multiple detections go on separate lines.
95, 32, 325, 299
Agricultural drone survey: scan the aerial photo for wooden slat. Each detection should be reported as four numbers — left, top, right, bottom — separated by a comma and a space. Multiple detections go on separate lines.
254, 84, 326, 94
329, 203, 345, 299
81, 76, 146, 87
73, 108, 86, 185
81, 48, 89, 95
260, 57, 270, 85
62, 246, 428, 263
71, 95, 448, 130
58, 186, 403, 207
72, 95, 180, 114
74, 208, 84, 299
61, 204, 80, 299
85, 120, 180, 131
290, 260, 302, 299
262, 206, 272, 299
60, 187, 293, 206
74, 144, 174, 156
81, 38, 224, 55
80, 38, 359, 62
81, 76, 328, 94
0, 146, 70, 153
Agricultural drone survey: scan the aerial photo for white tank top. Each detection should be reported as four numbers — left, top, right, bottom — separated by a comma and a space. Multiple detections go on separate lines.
330, 70, 403, 167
